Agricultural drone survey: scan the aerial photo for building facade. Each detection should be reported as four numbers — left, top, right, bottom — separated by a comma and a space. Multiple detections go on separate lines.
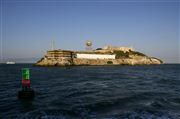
45, 50, 74, 59
76, 54, 116, 59
103, 45, 134, 52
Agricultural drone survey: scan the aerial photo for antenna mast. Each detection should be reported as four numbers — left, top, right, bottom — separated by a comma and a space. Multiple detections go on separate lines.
51, 40, 55, 50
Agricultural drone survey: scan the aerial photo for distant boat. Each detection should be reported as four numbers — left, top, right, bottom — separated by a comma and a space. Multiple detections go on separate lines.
6, 61, 15, 64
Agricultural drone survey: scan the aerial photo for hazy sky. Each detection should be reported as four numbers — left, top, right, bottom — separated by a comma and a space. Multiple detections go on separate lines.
0, 0, 179, 63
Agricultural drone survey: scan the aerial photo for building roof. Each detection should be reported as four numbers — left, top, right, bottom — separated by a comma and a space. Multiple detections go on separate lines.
47, 49, 74, 53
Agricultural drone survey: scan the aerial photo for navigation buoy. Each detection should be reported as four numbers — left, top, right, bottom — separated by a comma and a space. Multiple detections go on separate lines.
18, 68, 35, 99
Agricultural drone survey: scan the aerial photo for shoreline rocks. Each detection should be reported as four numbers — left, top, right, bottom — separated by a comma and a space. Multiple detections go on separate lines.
36, 56, 163, 66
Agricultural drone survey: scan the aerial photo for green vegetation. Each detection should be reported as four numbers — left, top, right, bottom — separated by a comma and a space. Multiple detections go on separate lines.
96, 48, 103, 50
107, 61, 113, 64
114, 50, 129, 58
113, 50, 146, 59
129, 51, 146, 56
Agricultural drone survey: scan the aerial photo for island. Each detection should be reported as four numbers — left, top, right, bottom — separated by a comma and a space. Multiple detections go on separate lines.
35, 45, 163, 66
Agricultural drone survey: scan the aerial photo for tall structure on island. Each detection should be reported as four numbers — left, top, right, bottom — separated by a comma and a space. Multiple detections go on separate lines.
85, 41, 93, 51
51, 40, 55, 51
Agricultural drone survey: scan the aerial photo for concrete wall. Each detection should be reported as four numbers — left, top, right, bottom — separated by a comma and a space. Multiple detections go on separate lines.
76, 54, 115, 59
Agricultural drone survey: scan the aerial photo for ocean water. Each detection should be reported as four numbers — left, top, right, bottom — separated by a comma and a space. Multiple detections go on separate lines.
0, 64, 180, 119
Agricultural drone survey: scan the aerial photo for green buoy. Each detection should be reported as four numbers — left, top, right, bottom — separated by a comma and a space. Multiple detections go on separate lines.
18, 68, 35, 99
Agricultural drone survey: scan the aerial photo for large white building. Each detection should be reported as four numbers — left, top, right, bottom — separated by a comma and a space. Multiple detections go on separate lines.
76, 54, 115, 59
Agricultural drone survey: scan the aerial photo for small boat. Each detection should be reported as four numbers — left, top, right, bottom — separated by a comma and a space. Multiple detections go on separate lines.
6, 61, 15, 64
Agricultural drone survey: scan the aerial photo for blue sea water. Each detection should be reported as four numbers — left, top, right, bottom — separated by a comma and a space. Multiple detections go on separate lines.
0, 64, 180, 119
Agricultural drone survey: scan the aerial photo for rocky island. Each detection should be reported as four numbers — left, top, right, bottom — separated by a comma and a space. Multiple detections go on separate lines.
36, 45, 163, 66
